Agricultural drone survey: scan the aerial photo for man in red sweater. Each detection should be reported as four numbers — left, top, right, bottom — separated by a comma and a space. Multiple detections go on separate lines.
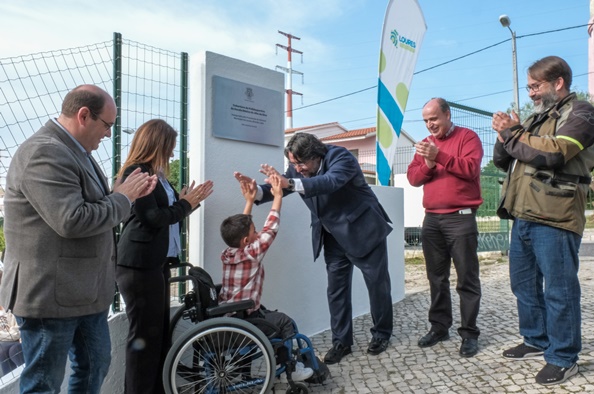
407, 97, 483, 358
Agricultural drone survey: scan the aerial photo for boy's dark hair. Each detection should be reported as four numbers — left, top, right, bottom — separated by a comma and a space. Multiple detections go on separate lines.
220, 214, 253, 248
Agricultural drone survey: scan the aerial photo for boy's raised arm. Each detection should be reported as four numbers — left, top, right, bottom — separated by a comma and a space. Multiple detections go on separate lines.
269, 173, 283, 213
241, 179, 257, 215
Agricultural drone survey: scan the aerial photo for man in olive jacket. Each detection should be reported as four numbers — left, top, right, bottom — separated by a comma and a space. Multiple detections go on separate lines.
493, 56, 594, 386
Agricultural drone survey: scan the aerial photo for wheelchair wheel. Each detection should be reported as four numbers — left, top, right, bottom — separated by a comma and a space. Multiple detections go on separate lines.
170, 304, 196, 345
163, 317, 275, 394
286, 382, 308, 394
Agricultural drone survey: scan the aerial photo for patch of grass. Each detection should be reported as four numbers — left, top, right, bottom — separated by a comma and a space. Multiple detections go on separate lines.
405, 254, 508, 266
405, 256, 425, 265
586, 214, 594, 229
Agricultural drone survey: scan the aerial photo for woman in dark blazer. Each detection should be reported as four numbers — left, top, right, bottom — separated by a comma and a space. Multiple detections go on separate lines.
116, 119, 213, 394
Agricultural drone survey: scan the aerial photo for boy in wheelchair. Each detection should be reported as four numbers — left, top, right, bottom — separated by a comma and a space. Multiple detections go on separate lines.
218, 173, 314, 383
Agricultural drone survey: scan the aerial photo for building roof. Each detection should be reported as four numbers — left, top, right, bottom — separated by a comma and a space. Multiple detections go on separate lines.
320, 127, 375, 142
285, 123, 416, 144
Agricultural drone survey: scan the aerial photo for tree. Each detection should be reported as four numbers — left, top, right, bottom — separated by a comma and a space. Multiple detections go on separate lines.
0, 223, 5, 256
168, 159, 181, 189
479, 160, 506, 217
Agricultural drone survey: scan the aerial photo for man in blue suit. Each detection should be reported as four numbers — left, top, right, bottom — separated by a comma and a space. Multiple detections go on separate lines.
235, 132, 393, 364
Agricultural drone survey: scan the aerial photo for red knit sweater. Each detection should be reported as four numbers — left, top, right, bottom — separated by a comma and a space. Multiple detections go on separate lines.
407, 126, 484, 214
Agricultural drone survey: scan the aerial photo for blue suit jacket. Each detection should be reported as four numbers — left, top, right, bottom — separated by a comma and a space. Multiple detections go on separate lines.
259, 145, 392, 260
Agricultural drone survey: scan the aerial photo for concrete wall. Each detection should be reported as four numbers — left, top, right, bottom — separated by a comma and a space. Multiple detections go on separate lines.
393, 173, 425, 228
188, 51, 405, 337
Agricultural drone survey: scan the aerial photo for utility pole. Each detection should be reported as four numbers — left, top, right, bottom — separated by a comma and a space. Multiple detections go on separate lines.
276, 31, 303, 129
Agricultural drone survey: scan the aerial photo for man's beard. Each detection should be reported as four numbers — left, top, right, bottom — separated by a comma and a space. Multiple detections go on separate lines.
533, 90, 559, 114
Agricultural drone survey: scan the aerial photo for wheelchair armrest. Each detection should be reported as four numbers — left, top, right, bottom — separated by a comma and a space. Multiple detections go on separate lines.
169, 275, 199, 289
206, 300, 255, 317
168, 262, 194, 271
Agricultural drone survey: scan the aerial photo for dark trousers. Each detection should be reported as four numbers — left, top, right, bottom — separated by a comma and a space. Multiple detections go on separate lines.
421, 212, 481, 339
116, 261, 172, 394
245, 307, 296, 340
323, 231, 393, 346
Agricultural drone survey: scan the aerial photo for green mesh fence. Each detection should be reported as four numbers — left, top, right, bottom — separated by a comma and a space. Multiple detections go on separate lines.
0, 33, 189, 310
449, 102, 509, 253
394, 102, 510, 253
0, 33, 187, 197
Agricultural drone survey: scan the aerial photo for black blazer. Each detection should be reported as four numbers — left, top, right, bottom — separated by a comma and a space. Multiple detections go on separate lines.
259, 145, 392, 260
117, 164, 193, 270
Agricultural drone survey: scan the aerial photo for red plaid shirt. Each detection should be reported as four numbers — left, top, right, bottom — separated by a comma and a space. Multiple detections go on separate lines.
219, 210, 280, 313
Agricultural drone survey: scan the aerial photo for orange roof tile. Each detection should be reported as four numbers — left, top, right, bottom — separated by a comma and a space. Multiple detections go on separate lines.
321, 127, 376, 141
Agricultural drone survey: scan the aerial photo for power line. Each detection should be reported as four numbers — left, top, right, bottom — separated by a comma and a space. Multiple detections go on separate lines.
291, 23, 591, 114
413, 39, 510, 75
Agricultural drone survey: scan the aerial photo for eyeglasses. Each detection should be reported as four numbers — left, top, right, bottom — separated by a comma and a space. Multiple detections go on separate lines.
525, 81, 548, 93
289, 160, 308, 170
89, 110, 114, 131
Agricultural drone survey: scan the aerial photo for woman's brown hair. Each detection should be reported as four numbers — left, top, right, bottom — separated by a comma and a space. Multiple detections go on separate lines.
117, 119, 178, 179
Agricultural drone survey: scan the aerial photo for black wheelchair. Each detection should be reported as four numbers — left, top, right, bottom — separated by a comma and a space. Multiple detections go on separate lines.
163, 263, 328, 394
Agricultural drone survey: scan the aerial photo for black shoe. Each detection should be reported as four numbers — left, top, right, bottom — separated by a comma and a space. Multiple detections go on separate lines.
323, 342, 352, 365
459, 338, 478, 357
367, 338, 389, 355
418, 331, 449, 348
535, 363, 579, 386
502, 343, 544, 360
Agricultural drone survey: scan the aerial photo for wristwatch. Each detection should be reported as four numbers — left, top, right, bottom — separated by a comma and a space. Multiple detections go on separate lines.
287, 178, 295, 191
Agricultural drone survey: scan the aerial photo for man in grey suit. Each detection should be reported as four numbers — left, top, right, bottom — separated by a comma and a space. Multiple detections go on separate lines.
0, 85, 157, 394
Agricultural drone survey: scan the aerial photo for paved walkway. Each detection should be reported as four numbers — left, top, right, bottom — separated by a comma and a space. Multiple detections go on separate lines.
275, 253, 594, 393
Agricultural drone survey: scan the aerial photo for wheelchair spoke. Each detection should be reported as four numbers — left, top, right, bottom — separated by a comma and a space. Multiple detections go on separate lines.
164, 317, 275, 394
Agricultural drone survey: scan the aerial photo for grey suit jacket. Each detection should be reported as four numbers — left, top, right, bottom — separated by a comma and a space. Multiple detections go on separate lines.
0, 120, 131, 318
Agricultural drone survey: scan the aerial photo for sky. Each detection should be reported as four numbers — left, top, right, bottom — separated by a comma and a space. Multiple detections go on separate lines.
0, 0, 591, 142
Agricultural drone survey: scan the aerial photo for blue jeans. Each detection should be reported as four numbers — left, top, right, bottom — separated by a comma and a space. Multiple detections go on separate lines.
16, 310, 111, 394
509, 219, 581, 367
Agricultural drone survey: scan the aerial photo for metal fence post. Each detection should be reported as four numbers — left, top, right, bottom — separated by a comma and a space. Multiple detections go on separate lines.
112, 32, 123, 313
112, 32, 122, 181
177, 52, 189, 294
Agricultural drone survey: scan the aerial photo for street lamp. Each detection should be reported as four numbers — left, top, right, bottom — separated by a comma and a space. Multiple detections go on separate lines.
499, 14, 520, 115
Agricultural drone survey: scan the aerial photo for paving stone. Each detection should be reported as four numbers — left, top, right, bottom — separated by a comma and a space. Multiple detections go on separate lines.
301, 247, 594, 393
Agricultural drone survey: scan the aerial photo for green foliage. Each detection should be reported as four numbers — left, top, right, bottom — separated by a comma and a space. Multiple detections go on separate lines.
0, 226, 4, 254
168, 159, 181, 190
481, 160, 504, 176
479, 160, 507, 218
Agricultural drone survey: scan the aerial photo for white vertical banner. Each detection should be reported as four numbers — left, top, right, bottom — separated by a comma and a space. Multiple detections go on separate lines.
376, 0, 426, 186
